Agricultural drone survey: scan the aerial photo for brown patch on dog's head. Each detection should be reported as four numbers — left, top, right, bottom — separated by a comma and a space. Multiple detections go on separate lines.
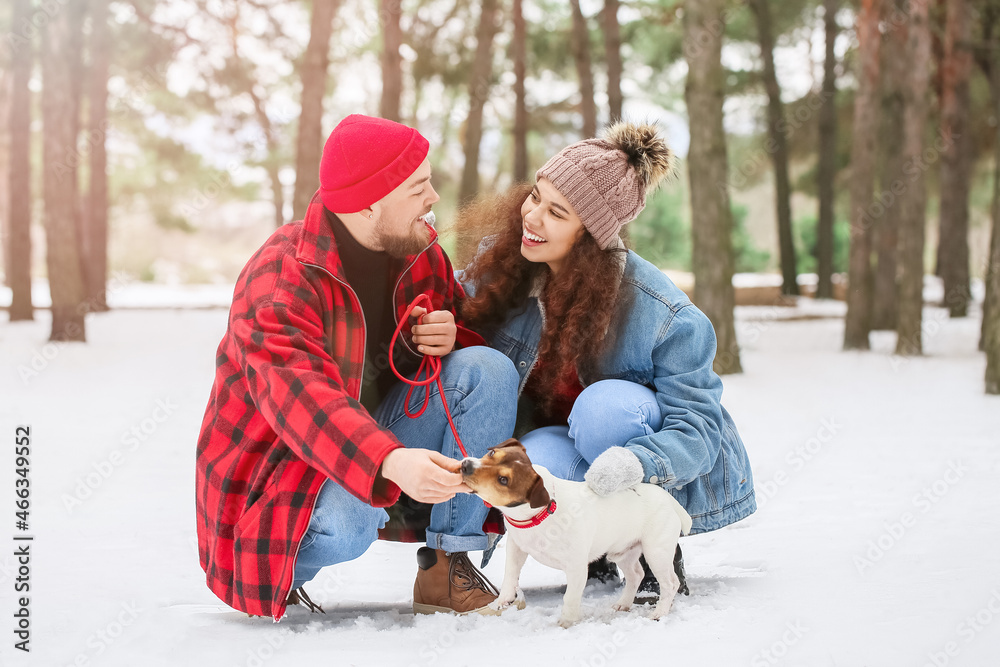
460, 438, 551, 509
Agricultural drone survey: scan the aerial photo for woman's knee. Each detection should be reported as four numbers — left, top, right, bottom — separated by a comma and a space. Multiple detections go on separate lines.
568, 380, 661, 462
521, 426, 587, 481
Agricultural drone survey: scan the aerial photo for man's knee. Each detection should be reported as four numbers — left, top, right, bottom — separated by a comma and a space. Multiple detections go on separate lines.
446, 346, 518, 394
317, 505, 385, 563
309, 483, 386, 554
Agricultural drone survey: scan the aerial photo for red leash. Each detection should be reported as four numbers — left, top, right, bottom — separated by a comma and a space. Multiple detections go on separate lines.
388, 294, 468, 458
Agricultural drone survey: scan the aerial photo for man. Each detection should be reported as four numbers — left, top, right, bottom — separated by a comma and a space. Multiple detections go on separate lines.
196, 114, 518, 621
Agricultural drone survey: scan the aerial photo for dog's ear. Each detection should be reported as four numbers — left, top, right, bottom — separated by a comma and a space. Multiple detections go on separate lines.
490, 438, 525, 452
526, 474, 551, 509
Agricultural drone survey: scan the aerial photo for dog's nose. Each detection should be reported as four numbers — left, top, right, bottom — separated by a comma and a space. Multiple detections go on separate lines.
460, 459, 474, 475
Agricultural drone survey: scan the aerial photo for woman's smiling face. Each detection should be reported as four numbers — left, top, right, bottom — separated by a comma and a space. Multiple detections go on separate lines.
519, 178, 586, 274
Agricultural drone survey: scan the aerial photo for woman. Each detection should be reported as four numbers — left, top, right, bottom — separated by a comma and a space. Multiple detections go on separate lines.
458, 121, 756, 597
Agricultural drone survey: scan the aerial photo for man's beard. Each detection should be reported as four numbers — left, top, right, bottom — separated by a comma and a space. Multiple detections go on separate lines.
373, 214, 431, 258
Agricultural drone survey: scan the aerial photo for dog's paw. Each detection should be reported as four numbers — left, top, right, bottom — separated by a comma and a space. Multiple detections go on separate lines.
489, 598, 514, 611
557, 609, 581, 628
649, 602, 673, 621
612, 602, 632, 612
489, 588, 525, 612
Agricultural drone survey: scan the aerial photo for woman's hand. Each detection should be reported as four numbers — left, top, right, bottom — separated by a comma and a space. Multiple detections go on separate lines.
410, 307, 457, 356
379, 448, 471, 503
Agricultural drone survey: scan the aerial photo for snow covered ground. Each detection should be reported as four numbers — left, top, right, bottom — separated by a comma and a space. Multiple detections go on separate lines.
1, 301, 999, 667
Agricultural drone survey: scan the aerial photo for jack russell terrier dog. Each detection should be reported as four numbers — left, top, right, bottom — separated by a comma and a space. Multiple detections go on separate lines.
461, 439, 691, 627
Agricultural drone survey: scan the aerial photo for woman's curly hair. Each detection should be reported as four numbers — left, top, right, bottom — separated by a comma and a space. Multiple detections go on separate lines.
456, 183, 628, 419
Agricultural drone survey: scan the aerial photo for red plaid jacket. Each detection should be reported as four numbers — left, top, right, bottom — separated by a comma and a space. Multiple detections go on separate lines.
196, 192, 484, 621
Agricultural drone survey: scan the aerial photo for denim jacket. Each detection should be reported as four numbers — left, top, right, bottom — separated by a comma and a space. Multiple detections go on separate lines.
461, 249, 756, 534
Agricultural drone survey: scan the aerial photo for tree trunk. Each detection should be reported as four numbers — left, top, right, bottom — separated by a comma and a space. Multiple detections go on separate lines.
7, 0, 33, 320
458, 0, 500, 205
86, 0, 111, 312
603, 0, 623, 122
872, 0, 906, 330
985, 78, 1000, 391
292, 0, 339, 221
816, 0, 838, 300
895, 0, 932, 356
749, 0, 797, 297
683, 0, 742, 375
248, 88, 285, 227
42, 6, 86, 341
843, 0, 882, 351
512, 0, 529, 182
224, 8, 287, 228
263, 153, 285, 227
380, 0, 403, 122
937, 0, 974, 318
570, 0, 597, 138
69, 0, 89, 303
982, 2, 1000, 380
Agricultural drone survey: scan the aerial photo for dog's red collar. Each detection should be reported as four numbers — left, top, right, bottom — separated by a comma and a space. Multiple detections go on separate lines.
493, 500, 557, 529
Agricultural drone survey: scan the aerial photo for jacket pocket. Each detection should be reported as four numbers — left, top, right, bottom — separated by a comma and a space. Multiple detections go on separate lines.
232, 478, 280, 564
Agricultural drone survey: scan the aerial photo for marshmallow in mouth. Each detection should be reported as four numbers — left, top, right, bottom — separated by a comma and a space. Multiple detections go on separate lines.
523, 228, 546, 243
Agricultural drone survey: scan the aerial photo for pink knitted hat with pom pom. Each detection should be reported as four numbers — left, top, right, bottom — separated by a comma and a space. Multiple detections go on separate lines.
535, 122, 674, 249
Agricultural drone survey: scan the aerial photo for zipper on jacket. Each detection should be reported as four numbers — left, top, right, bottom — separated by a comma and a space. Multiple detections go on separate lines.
277, 475, 326, 622
282, 261, 367, 621
283, 232, 433, 619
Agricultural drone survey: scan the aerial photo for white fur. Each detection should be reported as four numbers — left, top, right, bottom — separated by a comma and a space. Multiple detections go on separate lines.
584, 446, 645, 496
489, 465, 692, 627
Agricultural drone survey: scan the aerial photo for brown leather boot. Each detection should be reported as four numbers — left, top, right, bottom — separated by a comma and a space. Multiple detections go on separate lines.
413, 547, 510, 616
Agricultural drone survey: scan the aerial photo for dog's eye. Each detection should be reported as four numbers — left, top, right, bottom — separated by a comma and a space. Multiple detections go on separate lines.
498, 476, 508, 486
488, 451, 495, 458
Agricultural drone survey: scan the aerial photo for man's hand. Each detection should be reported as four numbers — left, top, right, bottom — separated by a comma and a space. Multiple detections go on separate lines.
380, 448, 471, 503
410, 307, 457, 357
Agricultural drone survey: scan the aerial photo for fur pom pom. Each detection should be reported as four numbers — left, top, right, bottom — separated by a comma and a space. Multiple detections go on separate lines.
603, 121, 675, 194
584, 446, 645, 496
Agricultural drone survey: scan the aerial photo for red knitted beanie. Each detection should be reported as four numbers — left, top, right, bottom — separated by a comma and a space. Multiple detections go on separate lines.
318, 114, 430, 213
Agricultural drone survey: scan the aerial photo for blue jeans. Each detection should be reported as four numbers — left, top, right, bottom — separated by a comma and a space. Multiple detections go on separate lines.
520, 380, 663, 481
291, 346, 519, 590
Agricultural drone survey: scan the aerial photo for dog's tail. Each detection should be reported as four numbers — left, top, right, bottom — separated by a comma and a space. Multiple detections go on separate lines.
676, 504, 693, 536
